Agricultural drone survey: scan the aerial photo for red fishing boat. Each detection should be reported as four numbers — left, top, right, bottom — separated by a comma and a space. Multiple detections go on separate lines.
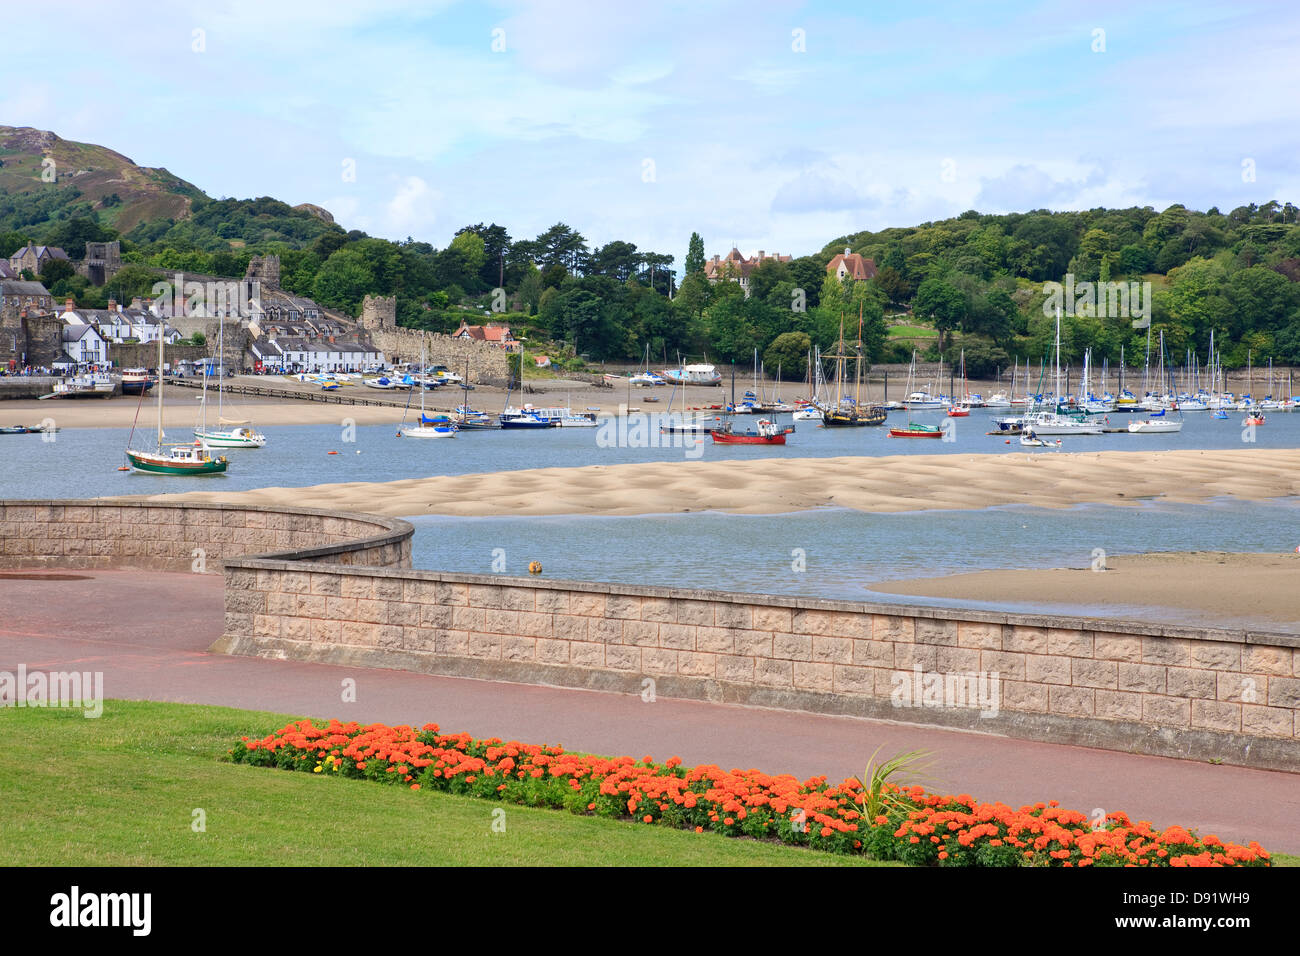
710, 419, 790, 444
889, 421, 945, 438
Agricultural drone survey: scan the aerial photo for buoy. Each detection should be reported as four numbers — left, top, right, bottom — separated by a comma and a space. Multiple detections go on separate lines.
1004, 439, 1010, 444
327, 450, 338, 455
528, 561, 543, 575
356, 450, 361, 454
116, 466, 130, 471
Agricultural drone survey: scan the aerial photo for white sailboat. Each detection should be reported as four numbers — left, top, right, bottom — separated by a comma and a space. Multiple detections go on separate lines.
398, 335, 457, 438
195, 312, 266, 448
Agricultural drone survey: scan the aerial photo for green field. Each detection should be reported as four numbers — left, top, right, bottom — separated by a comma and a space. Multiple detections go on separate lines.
0, 701, 883, 867
887, 324, 938, 338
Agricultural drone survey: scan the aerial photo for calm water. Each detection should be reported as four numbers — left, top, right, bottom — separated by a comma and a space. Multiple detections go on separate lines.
1, 408, 1296, 626
410, 500, 1300, 630
2, 405, 1298, 500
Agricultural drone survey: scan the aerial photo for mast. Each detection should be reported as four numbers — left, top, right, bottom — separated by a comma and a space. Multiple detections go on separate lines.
854, 301, 864, 412
156, 324, 164, 451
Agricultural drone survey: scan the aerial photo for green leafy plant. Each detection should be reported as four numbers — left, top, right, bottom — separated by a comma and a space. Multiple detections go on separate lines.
860, 745, 934, 822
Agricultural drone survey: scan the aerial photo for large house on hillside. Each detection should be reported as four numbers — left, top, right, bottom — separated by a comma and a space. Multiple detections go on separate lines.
703, 248, 791, 297
453, 321, 517, 350
826, 247, 877, 282
8, 243, 70, 277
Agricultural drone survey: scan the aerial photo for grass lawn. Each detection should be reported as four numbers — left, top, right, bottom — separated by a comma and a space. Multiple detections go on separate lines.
888, 324, 938, 338
0, 701, 885, 867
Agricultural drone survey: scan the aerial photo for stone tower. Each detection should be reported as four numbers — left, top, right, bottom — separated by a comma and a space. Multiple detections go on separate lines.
245, 254, 281, 292
360, 294, 396, 330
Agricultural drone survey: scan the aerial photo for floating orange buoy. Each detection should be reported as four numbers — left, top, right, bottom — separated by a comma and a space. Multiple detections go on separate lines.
327, 450, 338, 455
1004, 439, 1011, 444
117, 466, 130, 471
528, 561, 543, 575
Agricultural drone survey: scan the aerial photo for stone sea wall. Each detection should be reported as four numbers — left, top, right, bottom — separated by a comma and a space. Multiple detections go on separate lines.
215, 562, 1300, 773
0, 500, 411, 572
3, 498, 1296, 771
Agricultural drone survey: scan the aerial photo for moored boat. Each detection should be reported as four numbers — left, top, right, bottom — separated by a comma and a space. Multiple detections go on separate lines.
889, 421, 944, 438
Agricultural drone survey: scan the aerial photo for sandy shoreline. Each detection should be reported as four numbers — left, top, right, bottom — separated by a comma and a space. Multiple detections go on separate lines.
135, 448, 1300, 518
869, 552, 1300, 631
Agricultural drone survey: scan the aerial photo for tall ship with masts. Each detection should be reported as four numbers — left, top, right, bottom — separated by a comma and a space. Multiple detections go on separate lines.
822, 306, 885, 427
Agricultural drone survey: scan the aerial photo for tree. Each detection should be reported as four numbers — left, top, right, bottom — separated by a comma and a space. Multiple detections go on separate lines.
38, 258, 75, 286
535, 223, 589, 272
456, 222, 511, 289
703, 297, 759, 363
312, 247, 375, 313
764, 331, 812, 375
912, 277, 967, 352
685, 232, 705, 276
873, 266, 909, 307
516, 266, 543, 315
588, 240, 641, 281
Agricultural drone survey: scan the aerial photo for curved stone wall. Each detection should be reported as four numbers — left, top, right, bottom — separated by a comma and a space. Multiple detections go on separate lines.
0, 499, 412, 572
3, 498, 1296, 772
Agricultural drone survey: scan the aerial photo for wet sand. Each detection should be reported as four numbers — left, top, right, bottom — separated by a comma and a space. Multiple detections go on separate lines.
139, 447, 1300, 517
869, 552, 1300, 630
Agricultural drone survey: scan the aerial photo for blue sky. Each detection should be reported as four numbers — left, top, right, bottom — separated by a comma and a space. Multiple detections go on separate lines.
3, 0, 1298, 271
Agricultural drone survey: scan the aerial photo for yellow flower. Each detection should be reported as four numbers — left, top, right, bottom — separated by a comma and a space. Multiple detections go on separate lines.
313, 765, 323, 773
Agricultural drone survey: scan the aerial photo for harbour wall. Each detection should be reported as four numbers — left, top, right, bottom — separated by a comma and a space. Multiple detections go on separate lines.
2, 499, 1297, 772
0, 500, 411, 572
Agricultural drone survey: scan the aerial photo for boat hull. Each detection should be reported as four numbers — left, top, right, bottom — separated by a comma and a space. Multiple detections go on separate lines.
195, 429, 266, 448
126, 451, 228, 475
710, 432, 786, 445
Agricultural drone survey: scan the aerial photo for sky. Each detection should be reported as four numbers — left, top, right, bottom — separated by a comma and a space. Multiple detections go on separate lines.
2, 0, 1298, 272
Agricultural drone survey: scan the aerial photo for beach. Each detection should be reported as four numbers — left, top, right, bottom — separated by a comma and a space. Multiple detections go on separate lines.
142, 447, 1300, 517
869, 551, 1300, 630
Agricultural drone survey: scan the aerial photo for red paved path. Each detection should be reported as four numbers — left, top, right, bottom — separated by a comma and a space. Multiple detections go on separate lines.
1, 569, 1296, 853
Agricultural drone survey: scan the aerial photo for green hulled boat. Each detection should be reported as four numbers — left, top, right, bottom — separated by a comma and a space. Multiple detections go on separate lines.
124, 332, 229, 475
126, 444, 228, 475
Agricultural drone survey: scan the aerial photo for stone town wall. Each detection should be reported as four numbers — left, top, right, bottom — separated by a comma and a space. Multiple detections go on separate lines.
366, 326, 509, 382
0, 501, 411, 573
216, 562, 1300, 773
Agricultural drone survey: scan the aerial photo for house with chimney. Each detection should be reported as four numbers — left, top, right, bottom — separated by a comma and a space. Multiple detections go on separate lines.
703, 248, 791, 297
826, 247, 878, 282
60, 298, 182, 345
60, 323, 110, 367
452, 320, 517, 349
8, 243, 70, 277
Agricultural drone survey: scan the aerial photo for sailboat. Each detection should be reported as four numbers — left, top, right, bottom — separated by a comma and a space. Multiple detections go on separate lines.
710, 364, 791, 444
659, 352, 718, 433
398, 335, 457, 438
822, 307, 886, 426
125, 330, 229, 474
194, 313, 266, 448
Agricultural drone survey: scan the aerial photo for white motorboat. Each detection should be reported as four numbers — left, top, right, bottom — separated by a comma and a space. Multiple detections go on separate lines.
1020, 411, 1104, 435
1127, 419, 1183, 434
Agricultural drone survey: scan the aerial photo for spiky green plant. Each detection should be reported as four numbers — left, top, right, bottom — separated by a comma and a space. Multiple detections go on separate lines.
859, 746, 935, 822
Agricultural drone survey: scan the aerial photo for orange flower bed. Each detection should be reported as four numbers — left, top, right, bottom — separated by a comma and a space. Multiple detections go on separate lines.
229, 718, 1270, 867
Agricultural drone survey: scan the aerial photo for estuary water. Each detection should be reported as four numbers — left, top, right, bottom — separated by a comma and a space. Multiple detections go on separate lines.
2, 405, 1298, 501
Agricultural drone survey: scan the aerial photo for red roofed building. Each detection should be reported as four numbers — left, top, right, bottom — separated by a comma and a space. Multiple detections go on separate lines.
703, 248, 792, 297
453, 321, 518, 350
826, 247, 877, 282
